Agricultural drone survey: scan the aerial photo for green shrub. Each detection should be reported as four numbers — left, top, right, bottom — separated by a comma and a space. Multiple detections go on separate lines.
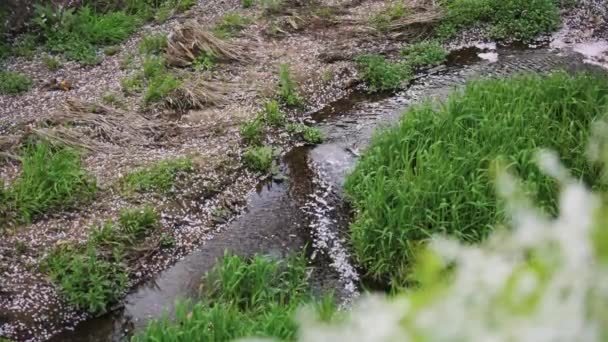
355, 54, 412, 93
242, 0, 255, 8
212, 13, 251, 39
240, 119, 264, 145
133, 253, 338, 341
262, 100, 286, 127
400, 41, 447, 68
278, 64, 303, 107
1, 141, 96, 224
243, 145, 277, 173
0, 71, 33, 95
44, 245, 128, 313
121, 157, 193, 194
138, 33, 167, 55
438, 0, 560, 41
345, 72, 608, 286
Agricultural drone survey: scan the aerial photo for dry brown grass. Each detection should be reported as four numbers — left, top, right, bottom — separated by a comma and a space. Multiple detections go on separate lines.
31, 99, 173, 153
386, 7, 443, 38
165, 78, 230, 111
166, 21, 249, 67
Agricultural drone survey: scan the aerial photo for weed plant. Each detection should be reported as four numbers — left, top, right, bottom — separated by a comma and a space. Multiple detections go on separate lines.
44, 206, 160, 313
243, 145, 277, 173
0, 71, 33, 95
437, 0, 560, 41
121, 157, 193, 194
132, 253, 338, 341
278, 64, 303, 107
287, 123, 323, 144
401, 41, 447, 68
240, 119, 265, 145
355, 54, 412, 93
262, 100, 286, 127
0, 141, 96, 224
345, 72, 608, 286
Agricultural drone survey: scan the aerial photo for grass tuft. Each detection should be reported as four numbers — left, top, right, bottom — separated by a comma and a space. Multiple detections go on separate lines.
400, 41, 447, 68
288, 123, 323, 144
138, 33, 168, 55
355, 54, 412, 93
0, 71, 33, 95
133, 253, 338, 341
278, 64, 303, 107
243, 145, 278, 173
120, 157, 193, 194
1, 141, 96, 224
44, 205, 160, 313
240, 119, 265, 145
345, 72, 608, 286
212, 13, 251, 39
262, 100, 286, 127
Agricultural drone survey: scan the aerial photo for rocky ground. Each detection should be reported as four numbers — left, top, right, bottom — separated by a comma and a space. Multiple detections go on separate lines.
0, 0, 607, 340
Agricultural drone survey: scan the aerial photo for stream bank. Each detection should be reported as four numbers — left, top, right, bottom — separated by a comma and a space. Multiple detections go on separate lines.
49, 42, 606, 341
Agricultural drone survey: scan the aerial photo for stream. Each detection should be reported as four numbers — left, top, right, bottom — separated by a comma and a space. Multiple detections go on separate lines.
50, 44, 600, 341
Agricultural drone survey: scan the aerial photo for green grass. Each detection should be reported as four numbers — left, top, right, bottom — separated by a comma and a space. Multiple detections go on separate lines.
121, 72, 145, 94
144, 73, 182, 104
345, 72, 608, 287
44, 206, 159, 313
120, 157, 193, 194
212, 13, 251, 39
43, 55, 63, 71
33, 4, 140, 64
370, 1, 408, 31
45, 245, 128, 313
240, 119, 265, 145
262, 100, 286, 127
192, 51, 217, 71
401, 41, 447, 68
243, 145, 277, 173
0, 71, 33, 95
138, 33, 168, 55
278, 64, 303, 107
437, 0, 560, 41
242, 0, 255, 8
287, 123, 323, 144
0, 141, 96, 225
118, 206, 159, 239
28, 0, 194, 64
355, 54, 412, 93
133, 253, 338, 342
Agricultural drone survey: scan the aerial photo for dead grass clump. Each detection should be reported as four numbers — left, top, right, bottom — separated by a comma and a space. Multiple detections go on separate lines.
166, 21, 248, 67
32, 99, 172, 152
164, 78, 229, 111
386, 7, 444, 39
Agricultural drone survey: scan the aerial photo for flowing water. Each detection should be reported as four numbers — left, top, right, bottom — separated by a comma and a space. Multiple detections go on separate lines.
50, 44, 602, 341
